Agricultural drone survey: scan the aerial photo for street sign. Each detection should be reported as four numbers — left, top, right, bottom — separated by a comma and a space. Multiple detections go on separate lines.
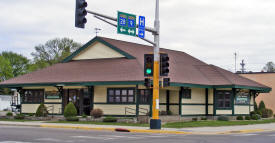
138, 16, 145, 38
117, 11, 136, 36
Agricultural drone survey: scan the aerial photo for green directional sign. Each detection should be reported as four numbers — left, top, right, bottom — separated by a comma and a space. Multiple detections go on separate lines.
117, 11, 136, 36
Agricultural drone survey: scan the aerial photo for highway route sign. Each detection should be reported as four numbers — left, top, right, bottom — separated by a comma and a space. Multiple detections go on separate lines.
117, 11, 136, 36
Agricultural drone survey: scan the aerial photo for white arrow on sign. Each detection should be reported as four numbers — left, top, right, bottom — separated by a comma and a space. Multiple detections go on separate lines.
120, 27, 126, 32
128, 29, 135, 34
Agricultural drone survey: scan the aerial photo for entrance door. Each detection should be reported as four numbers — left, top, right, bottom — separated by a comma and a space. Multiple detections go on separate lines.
63, 88, 92, 115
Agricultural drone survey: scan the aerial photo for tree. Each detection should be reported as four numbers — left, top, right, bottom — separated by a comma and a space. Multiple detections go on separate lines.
262, 62, 275, 72
0, 56, 13, 81
0, 51, 30, 77
31, 38, 81, 70
259, 100, 266, 111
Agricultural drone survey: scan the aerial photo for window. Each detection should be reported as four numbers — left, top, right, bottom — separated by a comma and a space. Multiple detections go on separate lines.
22, 89, 44, 103
107, 88, 135, 103
182, 88, 191, 99
216, 90, 232, 109
139, 89, 151, 104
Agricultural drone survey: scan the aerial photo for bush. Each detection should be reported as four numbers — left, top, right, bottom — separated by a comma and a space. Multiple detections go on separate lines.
64, 102, 77, 118
27, 113, 35, 116
167, 110, 173, 115
82, 114, 87, 118
245, 116, 251, 120
90, 108, 103, 118
255, 110, 262, 116
66, 116, 79, 121
262, 109, 273, 118
236, 116, 243, 120
217, 116, 229, 121
250, 111, 256, 116
259, 101, 266, 111
14, 114, 25, 120
35, 103, 48, 117
251, 114, 261, 120
103, 117, 117, 122
6, 112, 13, 117
201, 117, 207, 120
192, 118, 198, 121
254, 101, 258, 111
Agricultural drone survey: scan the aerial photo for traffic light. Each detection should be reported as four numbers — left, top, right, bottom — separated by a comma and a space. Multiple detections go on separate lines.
160, 53, 169, 76
75, 0, 88, 28
163, 78, 170, 87
144, 78, 153, 88
144, 54, 154, 76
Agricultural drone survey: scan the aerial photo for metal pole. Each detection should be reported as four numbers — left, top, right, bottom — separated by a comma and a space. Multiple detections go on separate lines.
150, 0, 161, 129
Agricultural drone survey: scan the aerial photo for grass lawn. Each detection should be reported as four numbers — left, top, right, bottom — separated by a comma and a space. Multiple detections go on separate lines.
47, 121, 149, 127
163, 119, 275, 128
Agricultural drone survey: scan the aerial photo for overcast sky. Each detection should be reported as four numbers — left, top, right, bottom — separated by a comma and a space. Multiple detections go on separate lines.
0, 0, 274, 72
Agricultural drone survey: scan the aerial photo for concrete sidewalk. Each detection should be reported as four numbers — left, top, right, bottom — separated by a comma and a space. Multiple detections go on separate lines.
1, 121, 275, 135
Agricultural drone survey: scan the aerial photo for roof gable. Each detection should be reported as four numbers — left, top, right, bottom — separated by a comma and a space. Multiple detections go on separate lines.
62, 37, 135, 62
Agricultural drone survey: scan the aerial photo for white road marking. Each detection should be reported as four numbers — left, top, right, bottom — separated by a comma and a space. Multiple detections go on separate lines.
0, 141, 32, 143
72, 136, 114, 140
35, 138, 73, 142
231, 134, 258, 136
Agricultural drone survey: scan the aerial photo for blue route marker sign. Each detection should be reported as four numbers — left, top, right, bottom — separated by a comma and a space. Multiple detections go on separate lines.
138, 16, 145, 38
117, 11, 136, 37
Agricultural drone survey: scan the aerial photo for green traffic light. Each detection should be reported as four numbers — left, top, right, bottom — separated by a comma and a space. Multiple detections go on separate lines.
146, 69, 152, 74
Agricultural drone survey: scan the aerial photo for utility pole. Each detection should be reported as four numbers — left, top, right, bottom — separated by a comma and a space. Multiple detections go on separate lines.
75, 0, 161, 129
234, 52, 237, 73
240, 59, 246, 73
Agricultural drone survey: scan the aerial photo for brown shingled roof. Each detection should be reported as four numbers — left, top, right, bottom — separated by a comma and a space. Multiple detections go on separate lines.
0, 36, 271, 92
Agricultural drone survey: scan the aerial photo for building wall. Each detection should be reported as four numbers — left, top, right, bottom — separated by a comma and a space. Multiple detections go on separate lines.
240, 73, 275, 112
182, 88, 206, 116
72, 42, 125, 60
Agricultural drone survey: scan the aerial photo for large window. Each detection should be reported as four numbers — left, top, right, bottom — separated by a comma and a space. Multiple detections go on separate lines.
107, 88, 135, 103
22, 89, 44, 103
139, 89, 151, 104
216, 90, 232, 109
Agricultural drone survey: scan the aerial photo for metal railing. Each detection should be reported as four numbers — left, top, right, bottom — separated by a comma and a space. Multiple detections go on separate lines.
124, 106, 149, 116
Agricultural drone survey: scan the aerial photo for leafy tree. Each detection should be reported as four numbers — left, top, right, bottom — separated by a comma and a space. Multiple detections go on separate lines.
0, 56, 13, 81
262, 62, 275, 72
259, 100, 266, 111
0, 51, 30, 77
31, 38, 81, 70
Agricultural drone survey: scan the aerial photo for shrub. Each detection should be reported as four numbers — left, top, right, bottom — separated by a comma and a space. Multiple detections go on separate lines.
236, 116, 243, 120
251, 114, 261, 120
201, 117, 207, 120
192, 118, 198, 121
250, 111, 256, 116
160, 111, 167, 115
103, 117, 117, 122
217, 116, 229, 121
66, 116, 79, 121
64, 102, 77, 118
167, 110, 173, 115
262, 109, 273, 118
35, 103, 48, 117
90, 108, 103, 118
27, 113, 35, 116
82, 114, 87, 118
245, 116, 251, 120
254, 101, 258, 111
259, 101, 266, 111
255, 110, 262, 116
14, 114, 25, 120
6, 112, 13, 117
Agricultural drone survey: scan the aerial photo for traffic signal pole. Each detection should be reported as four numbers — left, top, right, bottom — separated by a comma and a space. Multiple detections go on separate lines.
76, 0, 161, 129
150, 0, 161, 129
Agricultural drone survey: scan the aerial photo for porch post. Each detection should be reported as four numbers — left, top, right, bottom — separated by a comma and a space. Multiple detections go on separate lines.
205, 88, 209, 116
135, 85, 139, 117
213, 88, 216, 116
179, 87, 183, 115
232, 88, 236, 116
166, 90, 170, 111
89, 86, 94, 111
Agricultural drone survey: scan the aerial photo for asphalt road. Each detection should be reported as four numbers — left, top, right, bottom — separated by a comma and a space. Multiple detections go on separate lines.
1, 125, 275, 143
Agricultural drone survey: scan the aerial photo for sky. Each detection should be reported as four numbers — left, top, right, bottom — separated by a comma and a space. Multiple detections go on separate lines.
0, 0, 274, 72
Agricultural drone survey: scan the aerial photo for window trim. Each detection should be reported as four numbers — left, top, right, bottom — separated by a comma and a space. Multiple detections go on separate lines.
107, 88, 135, 104
138, 89, 152, 104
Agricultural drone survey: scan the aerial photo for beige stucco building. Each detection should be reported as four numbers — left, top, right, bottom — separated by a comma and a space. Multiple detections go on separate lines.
240, 73, 275, 112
